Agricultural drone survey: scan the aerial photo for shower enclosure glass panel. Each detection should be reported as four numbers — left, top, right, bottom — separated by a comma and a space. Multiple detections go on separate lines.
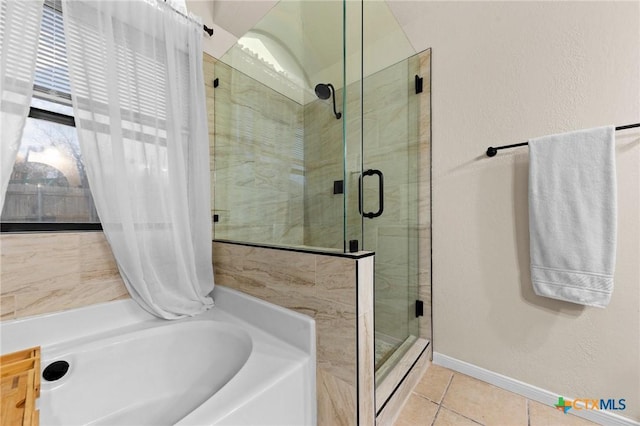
214, 1, 347, 251
212, 0, 431, 411
361, 56, 421, 378
357, 0, 429, 401
212, 61, 306, 246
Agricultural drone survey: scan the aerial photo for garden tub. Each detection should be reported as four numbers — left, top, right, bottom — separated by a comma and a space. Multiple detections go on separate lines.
1, 286, 316, 425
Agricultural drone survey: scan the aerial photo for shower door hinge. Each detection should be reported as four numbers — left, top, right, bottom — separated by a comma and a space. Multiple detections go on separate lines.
415, 75, 423, 94
213, 78, 219, 88
333, 180, 344, 194
415, 300, 424, 317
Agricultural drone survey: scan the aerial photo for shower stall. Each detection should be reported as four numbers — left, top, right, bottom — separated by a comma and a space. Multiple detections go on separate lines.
212, 0, 431, 414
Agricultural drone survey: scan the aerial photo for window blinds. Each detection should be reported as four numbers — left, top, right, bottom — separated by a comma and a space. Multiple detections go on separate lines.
34, 0, 71, 100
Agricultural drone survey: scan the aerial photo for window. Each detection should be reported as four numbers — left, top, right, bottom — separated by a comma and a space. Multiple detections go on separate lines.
1, 0, 101, 231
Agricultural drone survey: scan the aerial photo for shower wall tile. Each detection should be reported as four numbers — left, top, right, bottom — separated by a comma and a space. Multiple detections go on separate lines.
316, 300, 357, 385
212, 61, 305, 247
357, 256, 376, 426
212, 241, 374, 426
316, 256, 356, 305
243, 247, 316, 290
303, 226, 343, 252
0, 295, 16, 320
374, 225, 417, 341
303, 93, 345, 250
79, 232, 120, 285
14, 278, 128, 319
376, 227, 412, 266
0, 233, 81, 295
317, 368, 357, 425
0, 232, 129, 321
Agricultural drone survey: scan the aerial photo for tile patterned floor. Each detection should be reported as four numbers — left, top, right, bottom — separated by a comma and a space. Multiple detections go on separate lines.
393, 365, 600, 426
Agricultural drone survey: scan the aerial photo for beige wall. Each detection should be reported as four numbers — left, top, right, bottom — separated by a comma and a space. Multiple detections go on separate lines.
394, 1, 639, 421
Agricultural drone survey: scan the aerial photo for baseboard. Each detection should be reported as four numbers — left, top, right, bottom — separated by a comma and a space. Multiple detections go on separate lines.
433, 352, 639, 426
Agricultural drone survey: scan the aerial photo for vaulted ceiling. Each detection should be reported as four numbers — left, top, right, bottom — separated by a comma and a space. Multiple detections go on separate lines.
186, 0, 428, 103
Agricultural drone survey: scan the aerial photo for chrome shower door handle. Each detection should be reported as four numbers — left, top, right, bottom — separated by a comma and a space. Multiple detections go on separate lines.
358, 169, 384, 219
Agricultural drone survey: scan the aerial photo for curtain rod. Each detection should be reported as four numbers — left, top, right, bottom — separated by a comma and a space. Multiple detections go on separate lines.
162, 0, 213, 37
47, 0, 213, 36
485, 123, 640, 157
202, 25, 213, 37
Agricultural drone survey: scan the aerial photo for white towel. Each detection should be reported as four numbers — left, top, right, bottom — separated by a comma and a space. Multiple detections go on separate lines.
528, 126, 616, 307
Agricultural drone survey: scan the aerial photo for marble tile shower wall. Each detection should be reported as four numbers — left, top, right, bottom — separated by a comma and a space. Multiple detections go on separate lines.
212, 241, 375, 426
303, 98, 344, 249
303, 80, 374, 250
212, 61, 305, 246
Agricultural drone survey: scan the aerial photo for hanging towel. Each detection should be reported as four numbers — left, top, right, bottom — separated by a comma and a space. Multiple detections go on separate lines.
528, 126, 616, 308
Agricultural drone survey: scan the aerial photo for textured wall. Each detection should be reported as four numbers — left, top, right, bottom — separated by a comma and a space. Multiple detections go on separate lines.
391, 1, 640, 421
0, 232, 128, 320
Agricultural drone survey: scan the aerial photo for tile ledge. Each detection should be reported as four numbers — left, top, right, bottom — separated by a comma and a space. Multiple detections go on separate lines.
213, 239, 375, 259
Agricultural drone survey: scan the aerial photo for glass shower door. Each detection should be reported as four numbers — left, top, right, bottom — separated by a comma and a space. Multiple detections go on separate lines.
360, 56, 422, 381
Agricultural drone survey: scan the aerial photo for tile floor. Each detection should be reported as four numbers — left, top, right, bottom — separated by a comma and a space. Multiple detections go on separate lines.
393, 365, 599, 426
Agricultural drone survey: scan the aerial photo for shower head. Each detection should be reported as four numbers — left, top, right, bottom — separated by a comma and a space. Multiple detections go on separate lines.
314, 83, 341, 119
314, 83, 332, 100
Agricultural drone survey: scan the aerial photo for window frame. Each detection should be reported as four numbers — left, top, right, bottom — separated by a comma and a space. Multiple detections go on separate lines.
1, 0, 102, 233
1, 104, 103, 233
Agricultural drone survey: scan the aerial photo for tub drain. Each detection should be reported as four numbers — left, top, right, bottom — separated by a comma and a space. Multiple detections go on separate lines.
43, 360, 69, 381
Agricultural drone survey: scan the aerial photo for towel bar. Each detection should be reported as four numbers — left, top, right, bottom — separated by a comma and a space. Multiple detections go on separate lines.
486, 123, 640, 157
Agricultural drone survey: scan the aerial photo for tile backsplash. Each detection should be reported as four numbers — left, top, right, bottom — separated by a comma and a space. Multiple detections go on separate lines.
0, 232, 129, 321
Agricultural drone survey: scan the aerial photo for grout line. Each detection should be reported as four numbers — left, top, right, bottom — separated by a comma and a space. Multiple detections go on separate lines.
446, 407, 486, 426
527, 399, 531, 426
431, 402, 443, 426
439, 372, 455, 405
440, 374, 485, 426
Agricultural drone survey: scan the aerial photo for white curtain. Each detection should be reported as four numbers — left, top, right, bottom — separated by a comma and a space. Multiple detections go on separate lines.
61, 0, 214, 319
0, 0, 44, 211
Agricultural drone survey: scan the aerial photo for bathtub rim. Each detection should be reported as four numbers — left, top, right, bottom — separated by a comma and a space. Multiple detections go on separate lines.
1, 285, 315, 358
1, 285, 317, 426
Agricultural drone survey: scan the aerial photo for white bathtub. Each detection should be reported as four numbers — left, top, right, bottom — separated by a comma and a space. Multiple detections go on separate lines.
1, 286, 316, 426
